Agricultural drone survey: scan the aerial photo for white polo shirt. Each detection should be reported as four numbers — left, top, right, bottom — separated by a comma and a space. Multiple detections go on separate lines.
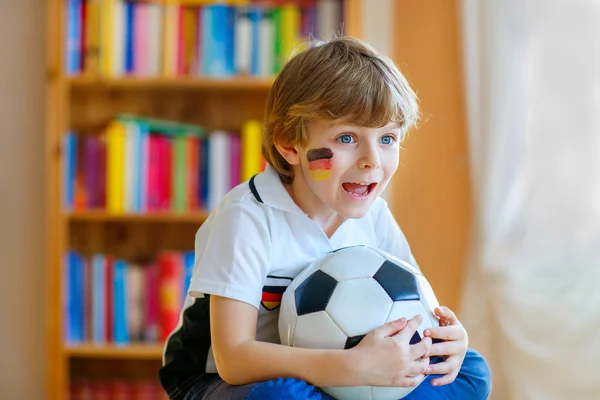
160, 165, 417, 396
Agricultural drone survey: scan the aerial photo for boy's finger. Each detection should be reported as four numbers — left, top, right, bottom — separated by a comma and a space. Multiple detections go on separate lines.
376, 317, 407, 338
426, 356, 459, 376
409, 336, 432, 359
428, 340, 461, 356
395, 315, 423, 341
398, 374, 426, 388
423, 325, 462, 341
407, 357, 430, 376
434, 306, 458, 323
432, 370, 459, 386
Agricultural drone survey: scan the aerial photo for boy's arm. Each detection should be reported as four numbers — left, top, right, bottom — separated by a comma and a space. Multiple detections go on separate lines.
210, 295, 359, 387
210, 295, 432, 388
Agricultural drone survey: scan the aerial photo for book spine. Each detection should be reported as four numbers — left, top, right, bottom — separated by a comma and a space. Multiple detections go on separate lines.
92, 254, 106, 344
84, 0, 101, 74
241, 120, 262, 182
207, 131, 229, 210
144, 262, 158, 342
105, 255, 114, 342
63, 132, 77, 210
158, 252, 182, 342
187, 136, 200, 210
124, 1, 135, 74
112, 259, 129, 344
172, 135, 187, 213
134, 2, 149, 76
229, 133, 241, 190
126, 264, 145, 341
65, 0, 82, 75
162, 3, 179, 77
106, 121, 126, 213
234, 6, 251, 75
147, 134, 161, 211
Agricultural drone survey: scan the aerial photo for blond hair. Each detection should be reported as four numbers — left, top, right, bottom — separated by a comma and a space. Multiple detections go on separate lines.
262, 36, 419, 184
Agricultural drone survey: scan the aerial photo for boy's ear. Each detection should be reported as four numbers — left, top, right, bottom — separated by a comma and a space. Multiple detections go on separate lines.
275, 141, 301, 166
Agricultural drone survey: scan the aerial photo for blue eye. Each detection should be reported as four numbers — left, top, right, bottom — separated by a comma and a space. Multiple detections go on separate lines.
380, 135, 395, 145
337, 134, 355, 144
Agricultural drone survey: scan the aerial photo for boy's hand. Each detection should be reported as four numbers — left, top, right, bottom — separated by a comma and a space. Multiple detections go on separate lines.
423, 306, 468, 386
354, 314, 433, 388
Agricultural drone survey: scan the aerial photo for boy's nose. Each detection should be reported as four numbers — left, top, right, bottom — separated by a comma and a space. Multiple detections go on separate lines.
358, 147, 381, 169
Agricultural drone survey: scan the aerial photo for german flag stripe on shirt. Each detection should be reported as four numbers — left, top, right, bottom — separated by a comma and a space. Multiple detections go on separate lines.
261, 285, 287, 310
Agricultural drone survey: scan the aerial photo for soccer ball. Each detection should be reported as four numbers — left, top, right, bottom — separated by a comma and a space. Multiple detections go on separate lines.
278, 245, 440, 400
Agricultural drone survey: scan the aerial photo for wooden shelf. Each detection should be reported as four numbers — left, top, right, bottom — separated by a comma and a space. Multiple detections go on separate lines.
65, 344, 164, 360
67, 210, 210, 223
68, 75, 274, 91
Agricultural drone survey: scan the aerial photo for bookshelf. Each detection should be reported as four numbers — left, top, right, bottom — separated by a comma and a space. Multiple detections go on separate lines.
67, 210, 210, 223
65, 343, 164, 360
45, 0, 362, 399
69, 75, 274, 90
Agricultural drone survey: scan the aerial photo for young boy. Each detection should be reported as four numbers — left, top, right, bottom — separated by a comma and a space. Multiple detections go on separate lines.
159, 37, 491, 400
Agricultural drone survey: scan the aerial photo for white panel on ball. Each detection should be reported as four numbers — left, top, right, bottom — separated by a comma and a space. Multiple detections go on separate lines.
322, 385, 373, 400
385, 300, 434, 339
416, 275, 440, 314
278, 285, 299, 347
319, 246, 385, 281
293, 311, 347, 350
372, 384, 419, 400
326, 278, 393, 337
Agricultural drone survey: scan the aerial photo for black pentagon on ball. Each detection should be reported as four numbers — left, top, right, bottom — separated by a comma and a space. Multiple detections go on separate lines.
373, 260, 420, 302
295, 270, 338, 316
344, 334, 365, 350
410, 331, 421, 345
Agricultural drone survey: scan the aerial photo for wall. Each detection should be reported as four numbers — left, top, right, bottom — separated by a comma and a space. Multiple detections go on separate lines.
362, 0, 395, 56
0, 0, 46, 398
390, 0, 471, 311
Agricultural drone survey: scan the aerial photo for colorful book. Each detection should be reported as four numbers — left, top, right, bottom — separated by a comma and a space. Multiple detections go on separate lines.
63, 132, 77, 210
187, 136, 201, 210
113, 259, 129, 344
172, 134, 188, 213
92, 254, 106, 344
66, 0, 82, 75
127, 264, 146, 342
158, 252, 183, 342
241, 120, 262, 182
230, 133, 241, 190
65, 250, 84, 343
148, 3, 164, 76
106, 121, 126, 213
207, 131, 230, 210
124, 1, 135, 74
144, 262, 159, 342
84, 0, 101, 74
162, 2, 180, 77
234, 6, 251, 75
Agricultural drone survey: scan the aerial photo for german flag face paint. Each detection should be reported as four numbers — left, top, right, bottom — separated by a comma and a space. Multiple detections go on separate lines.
307, 147, 333, 180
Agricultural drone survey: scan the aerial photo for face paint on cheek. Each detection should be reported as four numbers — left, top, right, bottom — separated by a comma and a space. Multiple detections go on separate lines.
307, 147, 333, 180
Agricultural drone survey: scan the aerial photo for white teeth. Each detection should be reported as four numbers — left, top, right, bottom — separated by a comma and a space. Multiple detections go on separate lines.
351, 181, 371, 186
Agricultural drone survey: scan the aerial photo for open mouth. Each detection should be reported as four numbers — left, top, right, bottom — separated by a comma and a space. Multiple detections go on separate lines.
342, 182, 377, 197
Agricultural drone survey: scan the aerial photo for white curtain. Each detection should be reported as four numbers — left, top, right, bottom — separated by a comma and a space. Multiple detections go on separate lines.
460, 1, 600, 399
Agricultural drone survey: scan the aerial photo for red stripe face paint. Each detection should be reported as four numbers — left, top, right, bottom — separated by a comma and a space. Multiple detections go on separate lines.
307, 148, 333, 180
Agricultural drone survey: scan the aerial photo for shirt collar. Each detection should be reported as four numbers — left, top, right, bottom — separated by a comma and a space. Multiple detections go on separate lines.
252, 164, 307, 216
